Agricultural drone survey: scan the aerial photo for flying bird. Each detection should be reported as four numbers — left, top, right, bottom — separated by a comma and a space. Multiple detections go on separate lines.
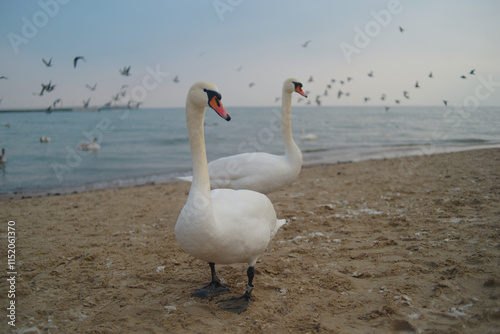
73, 56, 86, 68
308, 76, 313, 82
315, 95, 321, 106
337, 90, 343, 99
248, 82, 255, 88
173, 75, 180, 83
415, 81, 420, 88
86, 83, 97, 91
120, 66, 131, 76
0, 76, 8, 79
42, 57, 52, 67
395, 99, 400, 104
460, 75, 467, 79
443, 100, 448, 106
429, 72, 433, 78
368, 71, 374, 77
403, 91, 410, 99
52, 99, 61, 107
399, 26, 404, 33
363, 97, 370, 103
235, 65, 243, 72
83, 98, 90, 108
301, 40, 311, 48
381, 94, 386, 101
469, 69, 476, 75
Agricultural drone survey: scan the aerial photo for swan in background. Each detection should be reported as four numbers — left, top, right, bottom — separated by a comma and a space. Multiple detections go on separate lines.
77, 137, 100, 151
40, 136, 51, 143
175, 82, 286, 314
0, 148, 6, 163
300, 130, 317, 141
178, 78, 307, 194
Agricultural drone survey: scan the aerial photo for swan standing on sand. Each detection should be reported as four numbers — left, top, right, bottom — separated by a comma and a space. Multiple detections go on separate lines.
77, 137, 100, 151
178, 78, 307, 194
175, 82, 286, 314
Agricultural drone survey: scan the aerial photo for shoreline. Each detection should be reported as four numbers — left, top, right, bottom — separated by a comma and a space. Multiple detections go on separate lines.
0, 148, 498, 333
2, 143, 499, 201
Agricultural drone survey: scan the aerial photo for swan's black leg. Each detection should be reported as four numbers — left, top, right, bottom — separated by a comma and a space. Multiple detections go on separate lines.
192, 262, 230, 299
217, 266, 254, 314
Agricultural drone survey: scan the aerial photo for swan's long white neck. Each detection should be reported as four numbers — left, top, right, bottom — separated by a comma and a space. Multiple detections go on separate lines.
281, 87, 302, 163
185, 100, 213, 211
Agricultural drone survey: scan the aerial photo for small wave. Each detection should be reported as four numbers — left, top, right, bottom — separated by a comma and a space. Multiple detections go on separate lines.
446, 138, 489, 144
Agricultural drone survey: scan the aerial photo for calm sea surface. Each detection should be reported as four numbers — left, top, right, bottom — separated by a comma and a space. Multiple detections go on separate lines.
1, 106, 499, 195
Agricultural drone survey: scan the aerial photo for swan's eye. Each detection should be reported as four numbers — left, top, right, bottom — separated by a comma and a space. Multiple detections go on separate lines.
204, 89, 222, 104
292, 82, 302, 89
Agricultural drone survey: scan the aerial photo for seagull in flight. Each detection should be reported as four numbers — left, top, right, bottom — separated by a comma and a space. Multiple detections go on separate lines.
248, 82, 255, 88
235, 65, 243, 72
368, 71, 374, 77
301, 40, 311, 48
399, 26, 405, 33
0, 76, 8, 80
443, 100, 448, 106
73, 56, 86, 68
469, 69, 476, 75
403, 91, 410, 99
173, 75, 180, 83
460, 75, 467, 79
42, 57, 52, 67
120, 66, 131, 76
83, 98, 91, 108
86, 83, 97, 91
415, 81, 420, 88
429, 72, 433, 78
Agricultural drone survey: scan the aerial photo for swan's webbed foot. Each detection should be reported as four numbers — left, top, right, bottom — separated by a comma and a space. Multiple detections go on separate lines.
191, 262, 230, 299
217, 285, 253, 314
192, 280, 230, 299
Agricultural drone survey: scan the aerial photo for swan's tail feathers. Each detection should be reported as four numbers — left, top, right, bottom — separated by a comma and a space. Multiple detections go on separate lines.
271, 219, 287, 239
176, 175, 193, 182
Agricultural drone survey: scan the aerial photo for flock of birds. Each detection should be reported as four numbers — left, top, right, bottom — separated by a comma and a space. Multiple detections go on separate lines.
294, 67, 477, 111
0, 56, 183, 112
235, 27, 478, 110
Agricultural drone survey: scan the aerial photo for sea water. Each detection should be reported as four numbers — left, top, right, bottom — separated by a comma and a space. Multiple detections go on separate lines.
0, 106, 499, 195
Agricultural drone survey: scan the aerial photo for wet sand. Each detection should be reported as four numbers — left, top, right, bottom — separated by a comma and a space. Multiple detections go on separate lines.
1, 148, 499, 333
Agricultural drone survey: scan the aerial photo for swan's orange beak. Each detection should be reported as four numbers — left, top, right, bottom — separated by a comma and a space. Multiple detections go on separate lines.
209, 96, 231, 121
295, 84, 307, 97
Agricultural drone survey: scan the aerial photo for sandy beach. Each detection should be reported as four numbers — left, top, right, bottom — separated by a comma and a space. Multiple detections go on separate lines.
1, 148, 499, 333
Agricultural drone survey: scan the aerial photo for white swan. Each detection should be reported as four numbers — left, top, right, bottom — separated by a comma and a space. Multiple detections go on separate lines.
300, 130, 317, 141
175, 82, 286, 314
77, 137, 100, 151
0, 148, 6, 163
40, 136, 51, 143
178, 78, 307, 194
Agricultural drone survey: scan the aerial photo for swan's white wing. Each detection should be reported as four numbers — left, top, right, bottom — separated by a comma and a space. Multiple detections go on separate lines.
210, 188, 283, 265
207, 152, 298, 193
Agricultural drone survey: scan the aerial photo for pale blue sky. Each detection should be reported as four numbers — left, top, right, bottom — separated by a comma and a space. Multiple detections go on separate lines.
1, 0, 499, 109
